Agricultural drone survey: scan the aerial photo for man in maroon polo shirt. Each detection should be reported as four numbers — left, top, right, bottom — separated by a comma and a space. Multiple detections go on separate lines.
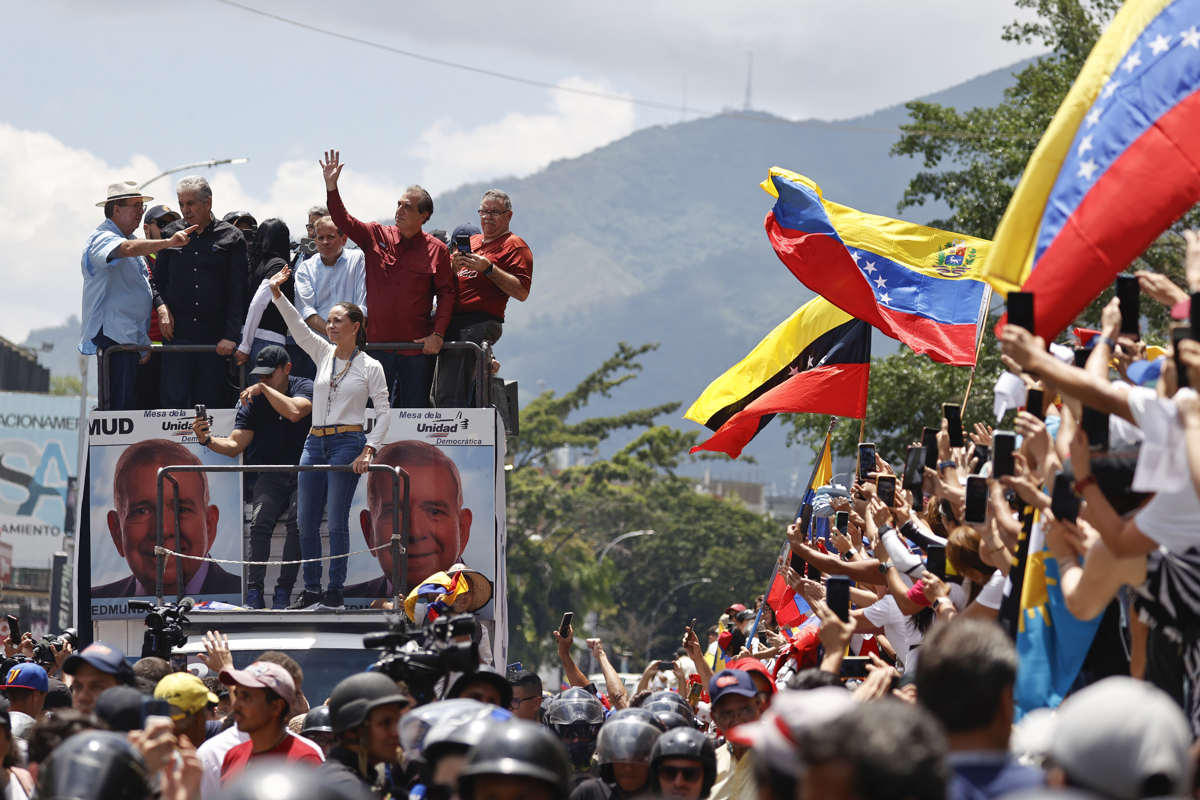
433, 188, 533, 407
320, 150, 454, 408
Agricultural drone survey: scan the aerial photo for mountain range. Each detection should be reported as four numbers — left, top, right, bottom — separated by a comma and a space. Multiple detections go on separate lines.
30, 58, 1028, 493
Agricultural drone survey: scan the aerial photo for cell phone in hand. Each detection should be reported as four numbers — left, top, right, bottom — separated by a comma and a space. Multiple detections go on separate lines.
1027, 388, 1045, 421
689, 618, 697, 635
826, 575, 850, 623
835, 511, 849, 534
943, 404, 964, 448
454, 234, 472, 254
858, 443, 877, 481
1080, 406, 1110, 452
298, 237, 317, 255
922, 427, 939, 469
972, 444, 990, 474
5, 615, 20, 642
904, 446, 926, 511
1116, 274, 1140, 337
840, 656, 870, 679
656, 661, 675, 671
925, 544, 946, 580
1073, 348, 1092, 368
799, 503, 813, 538
1173, 325, 1194, 390
1050, 472, 1079, 523
992, 431, 1017, 478
1007, 291, 1035, 335
964, 476, 988, 524
876, 475, 897, 507
195, 404, 207, 420
559, 612, 573, 638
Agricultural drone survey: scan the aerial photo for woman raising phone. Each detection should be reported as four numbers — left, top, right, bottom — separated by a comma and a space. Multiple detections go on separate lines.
268, 265, 390, 610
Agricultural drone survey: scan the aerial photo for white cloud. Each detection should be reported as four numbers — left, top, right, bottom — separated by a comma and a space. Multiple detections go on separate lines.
0, 124, 410, 344
411, 77, 636, 193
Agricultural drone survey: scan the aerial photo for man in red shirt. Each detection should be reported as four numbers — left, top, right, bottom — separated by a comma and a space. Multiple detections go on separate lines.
219, 661, 322, 783
320, 150, 454, 409
434, 189, 532, 407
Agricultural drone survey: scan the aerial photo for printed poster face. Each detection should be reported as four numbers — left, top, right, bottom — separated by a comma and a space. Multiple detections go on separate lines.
342, 408, 504, 619
88, 409, 242, 619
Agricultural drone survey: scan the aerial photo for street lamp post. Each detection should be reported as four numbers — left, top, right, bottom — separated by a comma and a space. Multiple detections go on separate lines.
138, 158, 250, 191
597, 530, 654, 565
645, 578, 712, 660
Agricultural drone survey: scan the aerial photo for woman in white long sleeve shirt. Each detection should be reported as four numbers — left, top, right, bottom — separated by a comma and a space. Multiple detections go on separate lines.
268, 265, 390, 610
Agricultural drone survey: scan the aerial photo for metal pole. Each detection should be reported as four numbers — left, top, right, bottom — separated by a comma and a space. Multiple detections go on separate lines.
99, 349, 111, 412
390, 466, 402, 612
168, 475, 184, 601
598, 530, 655, 565
156, 469, 166, 605
645, 578, 711, 660
138, 158, 249, 191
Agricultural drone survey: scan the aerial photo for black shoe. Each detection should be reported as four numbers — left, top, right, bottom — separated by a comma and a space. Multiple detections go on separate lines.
319, 590, 344, 610
288, 590, 323, 611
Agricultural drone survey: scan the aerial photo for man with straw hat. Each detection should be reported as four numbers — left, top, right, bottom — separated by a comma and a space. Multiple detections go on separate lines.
80, 181, 197, 409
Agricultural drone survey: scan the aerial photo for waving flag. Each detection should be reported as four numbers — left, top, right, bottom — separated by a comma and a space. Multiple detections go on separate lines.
687, 297, 870, 459
984, 0, 1200, 339
763, 168, 993, 366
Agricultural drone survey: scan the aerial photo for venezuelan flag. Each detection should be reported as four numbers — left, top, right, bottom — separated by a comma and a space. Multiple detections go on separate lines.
686, 296, 870, 458
984, 0, 1200, 339
763, 168, 993, 366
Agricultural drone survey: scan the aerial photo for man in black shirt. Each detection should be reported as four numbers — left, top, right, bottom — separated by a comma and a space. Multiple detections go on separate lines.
192, 346, 313, 609
152, 174, 248, 408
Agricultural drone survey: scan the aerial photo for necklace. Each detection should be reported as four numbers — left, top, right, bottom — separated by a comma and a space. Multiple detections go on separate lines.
326, 347, 358, 416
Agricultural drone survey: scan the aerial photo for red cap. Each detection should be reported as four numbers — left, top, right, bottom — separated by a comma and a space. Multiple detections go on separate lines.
727, 657, 777, 696
717, 630, 734, 651
725, 603, 747, 615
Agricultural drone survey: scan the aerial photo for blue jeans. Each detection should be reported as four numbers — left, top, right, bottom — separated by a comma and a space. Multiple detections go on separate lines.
159, 339, 228, 409
370, 351, 434, 409
297, 431, 365, 592
93, 331, 139, 411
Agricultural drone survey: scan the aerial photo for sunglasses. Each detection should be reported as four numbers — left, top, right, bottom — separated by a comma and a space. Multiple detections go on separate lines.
659, 765, 703, 783
152, 217, 179, 227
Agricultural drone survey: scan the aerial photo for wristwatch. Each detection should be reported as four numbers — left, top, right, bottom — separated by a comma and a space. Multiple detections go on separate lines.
841, 548, 858, 562
200, 435, 212, 447
481, 261, 494, 276
1072, 474, 1098, 496
938, 460, 957, 471
878, 561, 894, 574
1095, 335, 1117, 349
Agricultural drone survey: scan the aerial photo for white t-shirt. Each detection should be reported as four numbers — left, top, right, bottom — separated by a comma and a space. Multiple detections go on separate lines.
975, 570, 1007, 610
862, 595, 922, 671
1127, 387, 1200, 554
197, 724, 323, 800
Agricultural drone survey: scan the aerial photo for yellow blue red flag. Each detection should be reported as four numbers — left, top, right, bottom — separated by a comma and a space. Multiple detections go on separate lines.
762, 168, 993, 366
984, 0, 1200, 340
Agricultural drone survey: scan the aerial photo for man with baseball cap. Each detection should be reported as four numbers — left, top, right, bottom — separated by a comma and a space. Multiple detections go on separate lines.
62, 641, 136, 715
707, 669, 763, 800
219, 662, 322, 783
2, 662, 48, 738
156, 672, 220, 747
193, 344, 312, 609
80, 181, 198, 410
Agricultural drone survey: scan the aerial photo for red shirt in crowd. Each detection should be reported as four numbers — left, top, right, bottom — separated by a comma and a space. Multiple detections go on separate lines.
221, 732, 323, 783
455, 232, 533, 321
327, 189, 454, 354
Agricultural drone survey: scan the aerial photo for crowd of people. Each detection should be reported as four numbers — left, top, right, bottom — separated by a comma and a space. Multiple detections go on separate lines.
80, 149, 533, 412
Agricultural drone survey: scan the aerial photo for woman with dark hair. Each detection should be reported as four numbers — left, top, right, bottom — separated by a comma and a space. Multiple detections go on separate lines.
237, 218, 297, 381
268, 265, 390, 611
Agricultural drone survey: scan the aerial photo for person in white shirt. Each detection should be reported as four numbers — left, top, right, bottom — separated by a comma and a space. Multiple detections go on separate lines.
293, 217, 366, 337
268, 265, 390, 611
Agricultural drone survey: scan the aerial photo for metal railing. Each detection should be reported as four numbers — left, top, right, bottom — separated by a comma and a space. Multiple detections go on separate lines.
98, 341, 494, 410
98, 344, 247, 411
156, 464, 410, 612
365, 340, 493, 408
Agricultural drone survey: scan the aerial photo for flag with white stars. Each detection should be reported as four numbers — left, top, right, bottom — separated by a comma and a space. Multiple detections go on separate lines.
984, 0, 1200, 341
762, 167, 993, 367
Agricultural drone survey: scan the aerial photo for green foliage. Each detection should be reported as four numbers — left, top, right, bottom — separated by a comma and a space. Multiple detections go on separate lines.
506, 345, 783, 670
49, 375, 82, 396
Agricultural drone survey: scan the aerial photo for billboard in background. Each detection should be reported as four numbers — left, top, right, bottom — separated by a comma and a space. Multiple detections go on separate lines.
87, 409, 243, 619
0, 393, 82, 569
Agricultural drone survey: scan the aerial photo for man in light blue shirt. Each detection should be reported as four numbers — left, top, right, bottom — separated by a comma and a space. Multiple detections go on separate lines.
80, 182, 196, 409
293, 215, 366, 378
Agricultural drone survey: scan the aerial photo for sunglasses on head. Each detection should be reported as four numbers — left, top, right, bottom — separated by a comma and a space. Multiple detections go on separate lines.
659, 765, 703, 782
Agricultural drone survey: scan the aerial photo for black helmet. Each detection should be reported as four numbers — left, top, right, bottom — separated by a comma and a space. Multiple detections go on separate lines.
650, 709, 692, 730
423, 705, 513, 770
545, 688, 605, 767
647, 690, 693, 716
446, 667, 513, 708
37, 730, 151, 800
459, 720, 571, 800
215, 761, 371, 800
301, 705, 333, 736
328, 673, 410, 734
399, 699, 484, 766
649, 727, 718, 798
595, 710, 663, 765
643, 695, 697, 728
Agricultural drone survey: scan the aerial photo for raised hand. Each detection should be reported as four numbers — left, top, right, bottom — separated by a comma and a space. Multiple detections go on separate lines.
269, 265, 291, 299
320, 150, 344, 191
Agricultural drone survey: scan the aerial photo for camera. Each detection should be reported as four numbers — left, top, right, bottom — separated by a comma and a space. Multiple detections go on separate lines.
364, 614, 479, 705
129, 598, 194, 660
31, 628, 78, 666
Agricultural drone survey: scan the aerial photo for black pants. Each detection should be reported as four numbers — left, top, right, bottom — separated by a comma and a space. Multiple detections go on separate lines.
246, 472, 301, 592
433, 317, 503, 408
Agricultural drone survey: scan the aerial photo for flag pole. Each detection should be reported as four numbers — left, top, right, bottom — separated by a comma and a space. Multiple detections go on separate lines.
961, 285, 994, 414
747, 417, 838, 643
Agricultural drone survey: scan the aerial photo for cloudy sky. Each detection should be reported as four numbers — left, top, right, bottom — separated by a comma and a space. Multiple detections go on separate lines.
3, 0, 1040, 343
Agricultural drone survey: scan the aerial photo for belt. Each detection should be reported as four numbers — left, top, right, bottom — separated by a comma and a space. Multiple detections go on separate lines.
309, 425, 363, 436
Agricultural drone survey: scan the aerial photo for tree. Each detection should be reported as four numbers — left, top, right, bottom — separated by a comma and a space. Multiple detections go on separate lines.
506, 344, 784, 670
49, 375, 81, 396
784, 0, 1194, 458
